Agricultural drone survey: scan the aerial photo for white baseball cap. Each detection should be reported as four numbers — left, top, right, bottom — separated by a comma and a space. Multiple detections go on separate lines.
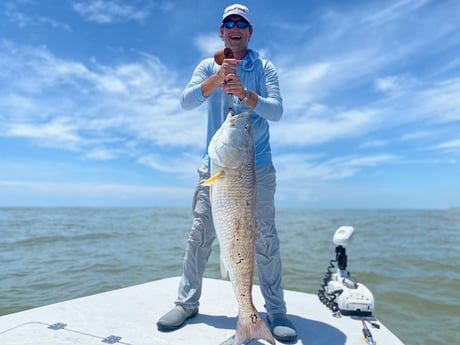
222, 4, 251, 23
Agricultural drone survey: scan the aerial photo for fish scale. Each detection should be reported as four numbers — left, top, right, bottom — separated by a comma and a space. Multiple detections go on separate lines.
204, 112, 275, 345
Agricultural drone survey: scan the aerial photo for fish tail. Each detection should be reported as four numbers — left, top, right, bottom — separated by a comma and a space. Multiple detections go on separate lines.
233, 310, 275, 345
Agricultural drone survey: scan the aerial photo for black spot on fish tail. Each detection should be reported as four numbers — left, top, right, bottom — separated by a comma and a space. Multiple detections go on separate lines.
250, 314, 258, 324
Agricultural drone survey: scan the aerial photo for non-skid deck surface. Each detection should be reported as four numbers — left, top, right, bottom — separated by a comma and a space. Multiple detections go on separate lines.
0, 276, 404, 344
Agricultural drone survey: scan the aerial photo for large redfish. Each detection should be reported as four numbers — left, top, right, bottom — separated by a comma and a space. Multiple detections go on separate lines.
203, 113, 275, 345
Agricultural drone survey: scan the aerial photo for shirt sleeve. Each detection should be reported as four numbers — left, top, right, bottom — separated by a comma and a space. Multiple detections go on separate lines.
253, 60, 283, 122
180, 58, 213, 110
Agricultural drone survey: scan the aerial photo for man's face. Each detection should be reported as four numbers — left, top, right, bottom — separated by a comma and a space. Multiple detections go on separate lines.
220, 15, 252, 50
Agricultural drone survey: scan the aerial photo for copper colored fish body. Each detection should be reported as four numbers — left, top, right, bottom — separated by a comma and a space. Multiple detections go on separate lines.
203, 113, 275, 345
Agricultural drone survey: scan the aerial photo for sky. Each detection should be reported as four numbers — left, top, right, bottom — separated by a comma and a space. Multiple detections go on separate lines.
0, 0, 459, 209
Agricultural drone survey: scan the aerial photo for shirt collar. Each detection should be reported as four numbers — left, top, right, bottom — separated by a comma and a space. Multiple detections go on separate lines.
240, 49, 259, 72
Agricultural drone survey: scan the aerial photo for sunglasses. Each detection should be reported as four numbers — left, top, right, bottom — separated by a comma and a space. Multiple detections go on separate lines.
222, 19, 250, 29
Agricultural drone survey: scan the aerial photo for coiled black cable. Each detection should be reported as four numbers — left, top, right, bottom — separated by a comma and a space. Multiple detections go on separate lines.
317, 259, 341, 312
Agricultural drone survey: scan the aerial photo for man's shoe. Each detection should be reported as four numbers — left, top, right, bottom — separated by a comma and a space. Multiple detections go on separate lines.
156, 306, 199, 331
267, 313, 298, 343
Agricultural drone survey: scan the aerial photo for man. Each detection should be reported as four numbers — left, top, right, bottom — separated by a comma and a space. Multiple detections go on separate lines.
157, 4, 297, 343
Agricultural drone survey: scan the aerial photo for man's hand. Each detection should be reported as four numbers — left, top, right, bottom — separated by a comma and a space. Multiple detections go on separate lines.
210, 48, 244, 99
217, 58, 240, 81
222, 72, 244, 98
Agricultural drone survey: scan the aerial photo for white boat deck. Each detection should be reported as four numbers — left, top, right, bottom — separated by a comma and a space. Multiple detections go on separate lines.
0, 276, 404, 345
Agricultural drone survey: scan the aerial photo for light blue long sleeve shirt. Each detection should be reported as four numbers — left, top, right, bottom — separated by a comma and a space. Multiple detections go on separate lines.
180, 49, 283, 167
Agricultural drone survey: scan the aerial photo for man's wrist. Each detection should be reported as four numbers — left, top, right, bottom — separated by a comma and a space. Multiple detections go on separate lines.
240, 87, 250, 103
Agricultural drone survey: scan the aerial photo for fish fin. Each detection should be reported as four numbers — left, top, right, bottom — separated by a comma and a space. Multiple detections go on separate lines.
201, 171, 225, 186
233, 310, 275, 345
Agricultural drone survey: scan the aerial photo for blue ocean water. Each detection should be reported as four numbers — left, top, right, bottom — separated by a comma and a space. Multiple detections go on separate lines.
0, 207, 459, 345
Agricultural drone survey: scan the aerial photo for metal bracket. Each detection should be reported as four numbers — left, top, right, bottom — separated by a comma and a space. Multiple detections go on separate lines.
48, 323, 67, 330
102, 335, 122, 344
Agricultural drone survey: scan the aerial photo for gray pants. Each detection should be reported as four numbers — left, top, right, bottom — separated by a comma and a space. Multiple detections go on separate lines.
175, 162, 287, 314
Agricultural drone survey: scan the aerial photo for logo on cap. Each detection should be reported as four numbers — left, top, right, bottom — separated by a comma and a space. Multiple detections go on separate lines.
222, 3, 250, 23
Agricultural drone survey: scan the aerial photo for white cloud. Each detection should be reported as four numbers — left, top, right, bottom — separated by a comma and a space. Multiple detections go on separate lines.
360, 140, 388, 149
0, 180, 193, 206
73, 0, 150, 23
138, 153, 199, 174
1, 1, 459, 208
271, 107, 379, 147
4, 2, 32, 27
436, 139, 460, 149
193, 34, 224, 58
3, 2, 72, 30
433, 138, 460, 156
276, 153, 397, 182
7, 117, 81, 149
0, 40, 205, 162
280, 63, 330, 111
374, 75, 417, 95
417, 78, 460, 123
400, 130, 437, 141
363, 0, 430, 25
85, 148, 119, 160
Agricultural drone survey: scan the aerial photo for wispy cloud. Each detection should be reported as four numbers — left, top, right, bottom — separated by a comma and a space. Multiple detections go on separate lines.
433, 138, 460, 157
1, 0, 459, 208
3, 1, 72, 30
0, 39, 204, 165
7, 117, 81, 146
374, 75, 418, 95
363, 0, 430, 25
416, 79, 460, 123
276, 153, 398, 182
193, 34, 223, 58
0, 180, 192, 206
4, 16, 457, 181
360, 140, 388, 149
270, 107, 379, 147
138, 153, 199, 175
73, 0, 150, 23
